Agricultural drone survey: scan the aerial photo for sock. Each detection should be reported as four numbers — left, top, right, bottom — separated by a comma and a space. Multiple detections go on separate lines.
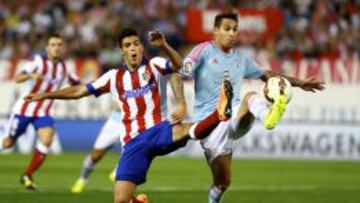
23, 143, 49, 176
189, 111, 221, 140
248, 93, 270, 123
208, 185, 224, 203
79, 154, 96, 181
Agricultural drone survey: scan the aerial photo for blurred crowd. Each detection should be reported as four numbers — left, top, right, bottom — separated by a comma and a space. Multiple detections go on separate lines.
0, 0, 359, 67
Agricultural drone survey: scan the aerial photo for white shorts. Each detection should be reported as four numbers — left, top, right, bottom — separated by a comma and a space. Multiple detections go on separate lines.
200, 106, 253, 164
93, 110, 122, 150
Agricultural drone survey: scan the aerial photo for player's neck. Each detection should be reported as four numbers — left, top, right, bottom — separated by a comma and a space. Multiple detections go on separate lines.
48, 55, 61, 64
124, 58, 146, 72
213, 40, 232, 53
125, 61, 138, 72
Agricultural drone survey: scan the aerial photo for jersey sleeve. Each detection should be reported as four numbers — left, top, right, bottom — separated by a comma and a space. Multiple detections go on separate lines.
178, 42, 207, 78
85, 70, 113, 97
149, 57, 173, 76
64, 62, 81, 85
244, 56, 265, 79
18, 55, 41, 74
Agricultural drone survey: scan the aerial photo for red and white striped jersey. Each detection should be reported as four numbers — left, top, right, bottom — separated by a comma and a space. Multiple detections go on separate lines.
12, 55, 80, 117
86, 57, 173, 145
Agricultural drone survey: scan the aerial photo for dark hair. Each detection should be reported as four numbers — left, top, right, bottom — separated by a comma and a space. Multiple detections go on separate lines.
45, 33, 62, 44
214, 12, 238, 27
118, 28, 139, 47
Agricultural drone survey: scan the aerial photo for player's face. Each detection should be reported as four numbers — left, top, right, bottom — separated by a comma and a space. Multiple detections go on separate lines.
214, 18, 238, 50
121, 36, 144, 68
46, 37, 64, 60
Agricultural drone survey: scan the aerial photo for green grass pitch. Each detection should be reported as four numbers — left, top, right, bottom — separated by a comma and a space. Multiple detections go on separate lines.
1, 152, 360, 203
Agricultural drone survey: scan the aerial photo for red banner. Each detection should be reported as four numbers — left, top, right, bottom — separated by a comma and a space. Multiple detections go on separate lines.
256, 58, 360, 84
186, 8, 283, 43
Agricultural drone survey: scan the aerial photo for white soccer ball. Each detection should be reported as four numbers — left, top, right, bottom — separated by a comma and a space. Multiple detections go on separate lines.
263, 77, 292, 103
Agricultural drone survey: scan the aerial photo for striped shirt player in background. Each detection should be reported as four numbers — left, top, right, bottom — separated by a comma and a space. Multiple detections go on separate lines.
70, 74, 187, 194
25, 28, 233, 203
0, 33, 80, 190
180, 12, 325, 203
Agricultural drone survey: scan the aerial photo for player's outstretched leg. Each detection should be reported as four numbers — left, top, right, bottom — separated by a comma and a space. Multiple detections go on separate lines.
263, 95, 287, 129
244, 92, 288, 130
188, 78, 233, 140
217, 77, 233, 120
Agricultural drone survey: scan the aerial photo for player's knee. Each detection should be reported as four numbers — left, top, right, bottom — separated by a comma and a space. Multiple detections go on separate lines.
40, 136, 53, 147
91, 150, 105, 162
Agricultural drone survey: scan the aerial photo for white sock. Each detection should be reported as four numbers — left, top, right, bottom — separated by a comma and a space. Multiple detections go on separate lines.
188, 124, 198, 140
79, 154, 96, 181
208, 185, 224, 203
36, 142, 50, 154
248, 93, 270, 123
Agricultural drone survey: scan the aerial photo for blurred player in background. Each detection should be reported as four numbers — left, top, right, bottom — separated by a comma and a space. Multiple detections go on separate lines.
0, 33, 80, 190
25, 28, 233, 203
180, 12, 325, 203
71, 73, 186, 194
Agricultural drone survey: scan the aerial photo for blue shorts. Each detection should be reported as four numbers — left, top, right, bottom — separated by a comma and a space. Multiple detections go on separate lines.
7, 114, 54, 139
115, 120, 180, 185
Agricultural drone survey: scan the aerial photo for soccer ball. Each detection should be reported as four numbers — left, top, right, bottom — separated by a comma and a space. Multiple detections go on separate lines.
263, 77, 292, 103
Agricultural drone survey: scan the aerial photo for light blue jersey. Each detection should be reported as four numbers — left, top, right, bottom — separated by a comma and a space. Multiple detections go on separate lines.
180, 41, 264, 121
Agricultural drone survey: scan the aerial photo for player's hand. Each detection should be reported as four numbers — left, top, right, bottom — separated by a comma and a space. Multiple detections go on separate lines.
297, 76, 325, 92
30, 73, 43, 80
171, 103, 186, 124
148, 29, 167, 48
24, 93, 45, 101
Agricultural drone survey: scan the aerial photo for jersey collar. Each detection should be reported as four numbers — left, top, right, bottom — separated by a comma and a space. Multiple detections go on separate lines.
122, 57, 148, 72
212, 40, 234, 56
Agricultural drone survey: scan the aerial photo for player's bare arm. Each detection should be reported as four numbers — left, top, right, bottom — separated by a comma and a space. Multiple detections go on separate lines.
15, 73, 43, 83
169, 74, 187, 123
24, 85, 91, 101
148, 29, 182, 71
260, 70, 325, 92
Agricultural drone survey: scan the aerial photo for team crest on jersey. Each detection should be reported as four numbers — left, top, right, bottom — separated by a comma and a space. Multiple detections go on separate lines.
142, 70, 150, 82
180, 61, 193, 76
